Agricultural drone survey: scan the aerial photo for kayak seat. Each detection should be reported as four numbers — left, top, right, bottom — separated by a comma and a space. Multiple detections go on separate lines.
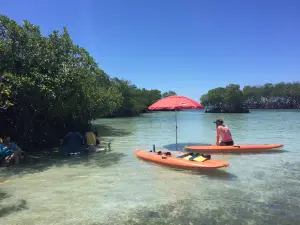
164, 152, 171, 156
189, 154, 212, 162
202, 154, 211, 160
188, 153, 200, 161
177, 152, 194, 159
182, 155, 193, 160
192, 156, 208, 162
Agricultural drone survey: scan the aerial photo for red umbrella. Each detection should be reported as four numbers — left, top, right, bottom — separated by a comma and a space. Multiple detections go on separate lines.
148, 95, 204, 111
148, 95, 204, 150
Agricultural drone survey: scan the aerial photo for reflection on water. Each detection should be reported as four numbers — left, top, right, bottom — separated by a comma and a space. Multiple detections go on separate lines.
100, 192, 300, 225
93, 124, 133, 138
1, 110, 300, 225
158, 165, 238, 181
0, 193, 28, 219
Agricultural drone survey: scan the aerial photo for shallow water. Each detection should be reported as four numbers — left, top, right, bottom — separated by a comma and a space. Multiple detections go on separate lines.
1, 109, 300, 225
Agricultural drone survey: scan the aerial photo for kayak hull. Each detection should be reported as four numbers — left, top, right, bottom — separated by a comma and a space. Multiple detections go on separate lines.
134, 149, 229, 170
185, 144, 284, 153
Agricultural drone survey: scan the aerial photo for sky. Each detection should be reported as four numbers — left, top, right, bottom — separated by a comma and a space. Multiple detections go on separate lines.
1, 0, 300, 101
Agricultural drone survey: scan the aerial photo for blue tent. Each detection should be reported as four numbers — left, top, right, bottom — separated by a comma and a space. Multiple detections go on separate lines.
60, 132, 85, 155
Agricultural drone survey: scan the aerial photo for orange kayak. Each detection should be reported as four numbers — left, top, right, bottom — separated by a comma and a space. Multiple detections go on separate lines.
134, 149, 229, 170
185, 144, 284, 153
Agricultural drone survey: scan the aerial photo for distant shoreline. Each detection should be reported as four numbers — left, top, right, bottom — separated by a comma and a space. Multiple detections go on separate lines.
140, 108, 300, 112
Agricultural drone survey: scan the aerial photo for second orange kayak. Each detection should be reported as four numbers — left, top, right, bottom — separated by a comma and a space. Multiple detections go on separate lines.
134, 149, 229, 170
185, 144, 284, 153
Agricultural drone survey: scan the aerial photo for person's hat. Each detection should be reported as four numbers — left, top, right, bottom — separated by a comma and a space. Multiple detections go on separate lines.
213, 119, 224, 124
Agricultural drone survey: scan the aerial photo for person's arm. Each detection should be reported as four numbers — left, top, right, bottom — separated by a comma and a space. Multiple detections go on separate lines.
216, 128, 220, 145
9, 142, 22, 155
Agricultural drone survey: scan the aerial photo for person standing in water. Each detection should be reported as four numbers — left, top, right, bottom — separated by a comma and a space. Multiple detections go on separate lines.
93, 131, 100, 146
213, 118, 234, 146
85, 130, 97, 152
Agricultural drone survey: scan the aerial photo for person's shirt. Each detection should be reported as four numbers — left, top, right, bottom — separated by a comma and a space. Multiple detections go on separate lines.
4, 142, 19, 150
0, 142, 20, 156
85, 132, 96, 145
216, 126, 233, 142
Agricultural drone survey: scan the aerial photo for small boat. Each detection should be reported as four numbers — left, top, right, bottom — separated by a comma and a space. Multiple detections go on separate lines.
184, 144, 284, 153
134, 149, 229, 170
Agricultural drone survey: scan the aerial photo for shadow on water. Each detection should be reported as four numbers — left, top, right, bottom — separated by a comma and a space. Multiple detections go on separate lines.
0, 191, 28, 218
99, 198, 300, 225
93, 161, 300, 225
96, 171, 300, 225
93, 124, 132, 138
138, 159, 237, 181
163, 142, 211, 151
0, 123, 130, 179
171, 167, 237, 181
0, 151, 126, 180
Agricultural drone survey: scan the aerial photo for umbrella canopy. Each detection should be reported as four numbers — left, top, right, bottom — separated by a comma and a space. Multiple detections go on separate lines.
148, 95, 204, 150
148, 95, 204, 111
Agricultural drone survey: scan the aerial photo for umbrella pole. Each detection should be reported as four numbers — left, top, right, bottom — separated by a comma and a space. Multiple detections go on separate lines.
175, 108, 178, 150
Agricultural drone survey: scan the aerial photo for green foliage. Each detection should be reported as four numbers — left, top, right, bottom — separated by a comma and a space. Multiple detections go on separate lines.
223, 84, 244, 107
0, 88, 13, 109
107, 78, 162, 116
161, 90, 177, 98
242, 82, 300, 99
200, 85, 243, 104
0, 15, 173, 149
200, 82, 300, 111
200, 87, 226, 106
242, 82, 300, 109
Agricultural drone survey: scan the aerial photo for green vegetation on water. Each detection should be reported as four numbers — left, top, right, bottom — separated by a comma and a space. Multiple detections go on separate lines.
200, 83, 300, 113
0, 15, 176, 150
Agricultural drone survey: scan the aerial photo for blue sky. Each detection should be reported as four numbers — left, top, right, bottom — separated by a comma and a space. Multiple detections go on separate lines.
1, 0, 300, 101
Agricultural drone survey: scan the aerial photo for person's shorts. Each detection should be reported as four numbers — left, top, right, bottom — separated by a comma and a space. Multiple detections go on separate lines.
221, 141, 234, 146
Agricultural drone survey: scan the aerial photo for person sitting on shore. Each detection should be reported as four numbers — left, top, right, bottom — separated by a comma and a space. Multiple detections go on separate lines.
85, 130, 97, 152
0, 136, 23, 164
94, 131, 100, 146
85, 131, 96, 145
213, 118, 234, 146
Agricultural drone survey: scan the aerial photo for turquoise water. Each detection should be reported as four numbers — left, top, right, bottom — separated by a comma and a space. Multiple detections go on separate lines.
1, 109, 300, 225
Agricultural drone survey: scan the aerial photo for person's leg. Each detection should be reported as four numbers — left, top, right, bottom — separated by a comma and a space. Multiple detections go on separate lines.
88, 145, 96, 152
14, 148, 21, 164
222, 141, 234, 146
